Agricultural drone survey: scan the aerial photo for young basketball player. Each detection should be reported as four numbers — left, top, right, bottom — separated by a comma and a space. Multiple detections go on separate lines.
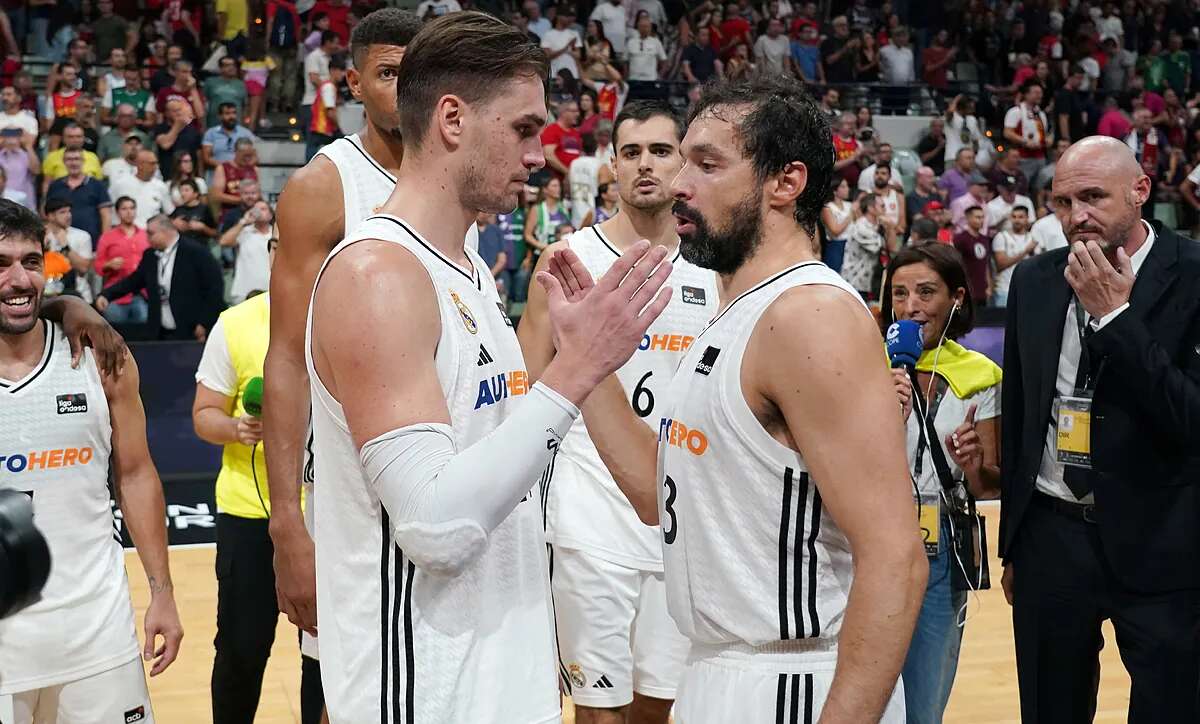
0, 199, 182, 724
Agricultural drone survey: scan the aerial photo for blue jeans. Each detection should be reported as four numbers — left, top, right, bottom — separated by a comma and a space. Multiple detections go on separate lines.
500, 267, 531, 304
902, 516, 968, 724
103, 295, 148, 325
823, 238, 847, 273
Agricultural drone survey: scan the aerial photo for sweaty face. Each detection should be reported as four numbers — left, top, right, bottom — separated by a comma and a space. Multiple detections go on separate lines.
612, 115, 681, 212
459, 75, 548, 214
671, 111, 764, 276
350, 45, 405, 139
0, 238, 44, 335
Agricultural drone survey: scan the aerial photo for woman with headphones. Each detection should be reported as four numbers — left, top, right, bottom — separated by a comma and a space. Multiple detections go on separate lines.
881, 243, 1002, 724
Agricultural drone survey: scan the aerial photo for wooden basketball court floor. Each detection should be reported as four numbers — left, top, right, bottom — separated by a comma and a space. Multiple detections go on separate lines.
122, 502, 1132, 723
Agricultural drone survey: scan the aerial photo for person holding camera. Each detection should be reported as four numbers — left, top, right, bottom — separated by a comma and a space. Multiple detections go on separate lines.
881, 242, 1001, 723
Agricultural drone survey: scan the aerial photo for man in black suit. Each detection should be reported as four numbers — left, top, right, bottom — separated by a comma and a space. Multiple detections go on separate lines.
1001, 135, 1200, 722
95, 213, 225, 341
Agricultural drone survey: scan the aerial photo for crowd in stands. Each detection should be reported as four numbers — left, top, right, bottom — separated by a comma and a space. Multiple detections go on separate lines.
10, 0, 1200, 322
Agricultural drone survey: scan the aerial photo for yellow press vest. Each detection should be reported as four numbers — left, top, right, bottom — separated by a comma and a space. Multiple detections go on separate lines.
215, 293, 271, 519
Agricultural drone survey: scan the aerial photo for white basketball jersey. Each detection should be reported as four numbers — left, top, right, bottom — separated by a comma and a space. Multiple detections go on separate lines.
0, 322, 139, 694
304, 215, 557, 724
658, 262, 866, 648
545, 227, 718, 570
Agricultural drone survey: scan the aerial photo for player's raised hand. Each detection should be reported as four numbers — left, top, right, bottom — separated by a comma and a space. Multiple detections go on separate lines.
536, 240, 672, 398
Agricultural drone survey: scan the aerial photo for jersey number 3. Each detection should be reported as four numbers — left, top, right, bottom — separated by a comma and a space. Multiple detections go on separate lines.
662, 475, 678, 544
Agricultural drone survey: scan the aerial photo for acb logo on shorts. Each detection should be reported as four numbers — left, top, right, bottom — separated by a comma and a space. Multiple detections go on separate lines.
124, 706, 145, 723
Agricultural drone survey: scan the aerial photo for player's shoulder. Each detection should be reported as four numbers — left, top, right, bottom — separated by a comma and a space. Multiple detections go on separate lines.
763, 277, 873, 338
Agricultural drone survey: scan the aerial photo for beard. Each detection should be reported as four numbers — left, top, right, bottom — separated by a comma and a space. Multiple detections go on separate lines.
874, 178, 888, 189
460, 161, 520, 214
674, 189, 763, 276
0, 289, 40, 336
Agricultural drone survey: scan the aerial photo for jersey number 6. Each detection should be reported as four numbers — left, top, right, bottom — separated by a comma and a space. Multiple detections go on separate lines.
632, 371, 655, 418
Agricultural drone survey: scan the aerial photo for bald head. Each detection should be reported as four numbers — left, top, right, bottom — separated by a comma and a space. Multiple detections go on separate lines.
1057, 136, 1142, 181
1052, 136, 1149, 251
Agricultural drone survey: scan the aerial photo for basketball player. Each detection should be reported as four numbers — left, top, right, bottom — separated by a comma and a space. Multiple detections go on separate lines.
544, 76, 927, 722
0, 199, 182, 724
518, 100, 716, 724
304, 13, 672, 722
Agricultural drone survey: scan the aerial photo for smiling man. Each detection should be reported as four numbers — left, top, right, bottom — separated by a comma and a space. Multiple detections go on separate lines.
518, 100, 718, 724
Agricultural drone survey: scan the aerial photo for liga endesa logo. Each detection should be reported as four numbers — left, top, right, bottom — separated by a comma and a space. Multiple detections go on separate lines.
658, 418, 709, 456
639, 333, 695, 354
474, 370, 531, 409
0, 446, 95, 473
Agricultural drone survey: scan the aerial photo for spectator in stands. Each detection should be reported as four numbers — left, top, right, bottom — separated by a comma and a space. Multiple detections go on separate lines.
203, 56, 248, 129
155, 97, 203, 177
0, 166, 26, 207
0, 86, 36, 144
92, 0, 131, 65
148, 44, 183, 96
523, 177, 568, 260
0, 128, 36, 211
13, 71, 37, 115
97, 213, 225, 341
950, 172, 991, 236
1096, 95, 1131, 140
907, 217, 939, 245
593, 180, 620, 224
921, 29, 957, 93
818, 86, 840, 121
821, 15, 857, 83
155, 59, 205, 126
832, 111, 866, 187
474, 212, 507, 287
540, 98, 582, 182
940, 148, 977, 203
222, 199, 273, 304
821, 176, 854, 272
1054, 65, 1088, 144
916, 117, 946, 176
567, 133, 604, 228
97, 103, 150, 163
96, 47, 130, 103
907, 167, 940, 222
1004, 81, 1051, 183
790, 23, 822, 84
46, 146, 110, 242
985, 176, 1034, 233
854, 29, 880, 83
952, 206, 990, 306
64, 94, 102, 155
42, 196, 95, 300
753, 17, 792, 76
94, 195, 150, 325
1028, 192, 1068, 252
626, 14, 667, 83
871, 163, 905, 233
213, 138, 259, 217
580, 21, 615, 83
219, 177, 262, 233
301, 30, 338, 150
216, 0, 250, 58
1163, 30, 1191, 95
497, 189, 530, 306
986, 149, 1030, 199
843, 191, 894, 298
590, 0, 627, 60
102, 66, 157, 130
42, 63, 82, 138
44, 122, 103, 186
1032, 139, 1070, 203
857, 142, 903, 194
168, 153, 209, 207
102, 134, 143, 186
991, 206, 1037, 307
311, 0, 352, 45
170, 178, 217, 246
305, 53, 345, 161
110, 149, 173, 226
944, 94, 985, 169
542, 6, 582, 81
879, 25, 914, 113
682, 26, 722, 84
202, 102, 257, 171
266, 0, 302, 116
1126, 107, 1165, 217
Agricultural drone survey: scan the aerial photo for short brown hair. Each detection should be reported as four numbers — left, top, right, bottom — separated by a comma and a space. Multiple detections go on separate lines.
395, 11, 548, 151
879, 243, 977, 340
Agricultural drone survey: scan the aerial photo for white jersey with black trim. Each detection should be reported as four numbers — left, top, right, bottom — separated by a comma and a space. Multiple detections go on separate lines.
304, 214, 558, 724
0, 322, 140, 694
544, 226, 718, 570
658, 262, 866, 648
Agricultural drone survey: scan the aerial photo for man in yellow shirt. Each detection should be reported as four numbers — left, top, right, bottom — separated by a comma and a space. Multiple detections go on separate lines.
41, 122, 103, 186
192, 238, 326, 724
216, 0, 250, 56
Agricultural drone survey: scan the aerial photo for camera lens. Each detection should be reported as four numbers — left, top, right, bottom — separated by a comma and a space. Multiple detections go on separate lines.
0, 489, 51, 619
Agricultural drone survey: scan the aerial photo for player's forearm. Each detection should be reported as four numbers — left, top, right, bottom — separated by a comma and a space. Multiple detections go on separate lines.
579, 374, 660, 524
821, 541, 924, 723
263, 349, 309, 536
117, 467, 174, 596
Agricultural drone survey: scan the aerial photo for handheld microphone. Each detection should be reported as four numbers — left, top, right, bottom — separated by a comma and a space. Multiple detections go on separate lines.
243, 376, 264, 418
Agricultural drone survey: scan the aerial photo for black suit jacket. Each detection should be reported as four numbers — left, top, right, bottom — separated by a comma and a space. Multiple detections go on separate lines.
1000, 222, 1200, 593
100, 237, 226, 339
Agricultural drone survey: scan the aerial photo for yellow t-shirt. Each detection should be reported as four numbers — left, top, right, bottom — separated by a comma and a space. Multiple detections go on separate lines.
42, 148, 103, 181
213, 293, 271, 519
216, 0, 249, 40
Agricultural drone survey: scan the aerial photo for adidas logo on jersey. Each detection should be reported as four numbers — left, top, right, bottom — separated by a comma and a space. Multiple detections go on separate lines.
477, 344, 494, 367
638, 333, 694, 353
56, 392, 88, 414
658, 418, 709, 456
473, 370, 530, 409
681, 285, 707, 305
695, 346, 720, 376
591, 675, 615, 689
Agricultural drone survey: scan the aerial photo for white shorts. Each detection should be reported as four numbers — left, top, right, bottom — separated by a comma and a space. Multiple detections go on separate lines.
674, 644, 905, 724
1, 655, 153, 724
551, 546, 690, 708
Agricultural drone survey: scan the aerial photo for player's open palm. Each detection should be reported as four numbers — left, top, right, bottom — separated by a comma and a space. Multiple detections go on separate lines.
537, 240, 673, 382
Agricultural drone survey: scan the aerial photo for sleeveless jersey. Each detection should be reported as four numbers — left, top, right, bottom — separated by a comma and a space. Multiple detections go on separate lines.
304, 215, 558, 724
219, 161, 259, 213
0, 322, 139, 694
657, 262, 866, 648
545, 226, 718, 570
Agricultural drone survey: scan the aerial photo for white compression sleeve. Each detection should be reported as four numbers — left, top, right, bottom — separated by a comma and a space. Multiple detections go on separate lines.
359, 381, 578, 576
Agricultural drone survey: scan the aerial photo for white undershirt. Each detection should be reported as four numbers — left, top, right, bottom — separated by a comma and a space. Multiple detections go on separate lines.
157, 237, 179, 331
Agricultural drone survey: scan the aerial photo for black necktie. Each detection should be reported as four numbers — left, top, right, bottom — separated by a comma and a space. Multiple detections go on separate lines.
1062, 300, 1093, 499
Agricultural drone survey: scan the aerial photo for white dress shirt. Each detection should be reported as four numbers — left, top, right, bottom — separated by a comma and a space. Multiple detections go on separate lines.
157, 237, 179, 331
1035, 221, 1156, 502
